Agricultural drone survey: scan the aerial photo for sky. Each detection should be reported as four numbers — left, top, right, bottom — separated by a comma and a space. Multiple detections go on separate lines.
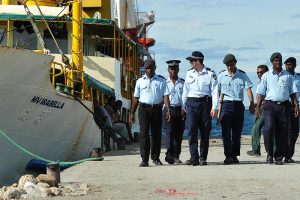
136, 0, 300, 99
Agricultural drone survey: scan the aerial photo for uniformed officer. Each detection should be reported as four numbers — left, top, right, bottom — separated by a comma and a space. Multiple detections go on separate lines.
182, 51, 218, 166
256, 52, 299, 165
284, 57, 300, 163
130, 59, 171, 167
247, 65, 269, 156
218, 54, 255, 165
163, 60, 185, 165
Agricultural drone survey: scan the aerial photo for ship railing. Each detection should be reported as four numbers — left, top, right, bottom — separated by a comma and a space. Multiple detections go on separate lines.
51, 61, 86, 100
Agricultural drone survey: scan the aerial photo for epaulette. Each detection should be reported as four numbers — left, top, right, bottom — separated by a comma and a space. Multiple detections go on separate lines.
219, 70, 225, 74
206, 67, 214, 72
188, 68, 194, 71
180, 78, 185, 82
238, 69, 245, 73
158, 75, 166, 80
297, 73, 300, 76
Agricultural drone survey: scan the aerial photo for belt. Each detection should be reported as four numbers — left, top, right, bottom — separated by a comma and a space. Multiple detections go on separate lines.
139, 102, 162, 108
223, 100, 243, 104
187, 96, 211, 102
266, 100, 289, 105
170, 106, 182, 110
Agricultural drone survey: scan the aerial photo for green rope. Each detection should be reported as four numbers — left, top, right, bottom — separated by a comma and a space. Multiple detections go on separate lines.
0, 130, 103, 167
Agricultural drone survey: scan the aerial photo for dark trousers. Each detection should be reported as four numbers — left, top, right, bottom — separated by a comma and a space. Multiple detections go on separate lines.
263, 101, 289, 161
138, 104, 163, 162
165, 107, 185, 158
186, 98, 212, 161
220, 102, 244, 157
286, 106, 299, 159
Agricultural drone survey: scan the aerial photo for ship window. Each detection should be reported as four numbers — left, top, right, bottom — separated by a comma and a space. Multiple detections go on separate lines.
13, 29, 37, 50
0, 28, 6, 46
44, 23, 68, 54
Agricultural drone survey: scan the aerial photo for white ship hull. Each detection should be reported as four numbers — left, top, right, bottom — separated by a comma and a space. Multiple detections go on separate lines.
0, 46, 101, 185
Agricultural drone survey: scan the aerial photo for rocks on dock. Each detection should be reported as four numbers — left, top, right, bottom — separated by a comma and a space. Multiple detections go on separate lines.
0, 174, 91, 199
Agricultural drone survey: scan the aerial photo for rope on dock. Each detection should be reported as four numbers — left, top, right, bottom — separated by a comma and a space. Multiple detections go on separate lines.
0, 130, 104, 167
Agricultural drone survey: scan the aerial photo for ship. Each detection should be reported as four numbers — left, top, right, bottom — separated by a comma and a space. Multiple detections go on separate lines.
0, 0, 155, 185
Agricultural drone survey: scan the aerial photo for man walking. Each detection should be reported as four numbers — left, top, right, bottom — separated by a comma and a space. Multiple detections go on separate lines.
130, 59, 171, 167
256, 52, 299, 165
164, 60, 185, 164
182, 51, 218, 166
218, 54, 255, 165
284, 57, 300, 163
247, 65, 269, 156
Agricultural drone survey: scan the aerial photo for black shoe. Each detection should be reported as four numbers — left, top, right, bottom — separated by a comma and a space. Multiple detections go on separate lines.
174, 158, 182, 164
284, 158, 295, 163
247, 150, 261, 156
185, 159, 200, 166
224, 157, 234, 165
199, 160, 207, 166
232, 156, 239, 164
139, 161, 149, 167
165, 156, 175, 165
275, 160, 283, 165
153, 159, 163, 166
266, 155, 274, 164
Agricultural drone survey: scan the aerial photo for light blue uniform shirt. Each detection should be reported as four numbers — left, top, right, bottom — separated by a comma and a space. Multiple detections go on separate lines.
256, 69, 297, 101
218, 69, 253, 101
134, 74, 170, 104
166, 77, 185, 107
294, 73, 300, 102
182, 66, 219, 109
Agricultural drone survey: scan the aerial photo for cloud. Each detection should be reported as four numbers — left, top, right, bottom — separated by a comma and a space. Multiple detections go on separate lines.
233, 47, 260, 51
187, 38, 213, 43
291, 14, 300, 18
207, 22, 227, 26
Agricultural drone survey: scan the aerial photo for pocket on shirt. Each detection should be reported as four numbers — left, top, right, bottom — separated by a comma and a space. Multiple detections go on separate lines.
140, 84, 148, 90
187, 78, 198, 89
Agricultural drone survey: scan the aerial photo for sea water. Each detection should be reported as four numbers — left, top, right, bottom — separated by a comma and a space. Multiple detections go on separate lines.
175, 109, 255, 137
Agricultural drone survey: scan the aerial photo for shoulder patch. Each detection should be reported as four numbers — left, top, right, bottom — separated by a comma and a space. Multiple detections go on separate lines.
206, 67, 214, 72
158, 75, 166, 80
219, 69, 225, 74
238, 69, 245, 73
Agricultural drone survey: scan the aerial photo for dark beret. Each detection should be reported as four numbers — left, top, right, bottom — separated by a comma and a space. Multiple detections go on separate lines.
270, 52, 282, 62
166, 59, 181, 67
186, 51, 204, 60
223, 54, 237, 65
144, 59, 156, 68
284, 57, 296, 64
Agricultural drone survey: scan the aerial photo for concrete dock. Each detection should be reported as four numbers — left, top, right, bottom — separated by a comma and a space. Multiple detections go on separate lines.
48, 136, 300, 200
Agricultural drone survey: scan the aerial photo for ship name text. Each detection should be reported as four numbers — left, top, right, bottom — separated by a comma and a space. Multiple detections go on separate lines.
31, 96, 65, 109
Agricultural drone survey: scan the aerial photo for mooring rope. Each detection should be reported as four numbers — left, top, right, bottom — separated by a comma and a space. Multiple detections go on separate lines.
0, 130, 103, 167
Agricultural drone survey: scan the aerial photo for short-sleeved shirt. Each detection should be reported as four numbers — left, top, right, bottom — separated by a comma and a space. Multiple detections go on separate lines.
182, 66, 218, 109
218, 69, 253, 101
256, 69, 297, 101
166, 77, 185, 107
293, 73, 300, 102
134, 74, 170, 104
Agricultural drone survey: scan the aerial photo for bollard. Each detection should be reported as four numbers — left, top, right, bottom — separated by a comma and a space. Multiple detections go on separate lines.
47, 163, 60, 186
90, 147, 103, 158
